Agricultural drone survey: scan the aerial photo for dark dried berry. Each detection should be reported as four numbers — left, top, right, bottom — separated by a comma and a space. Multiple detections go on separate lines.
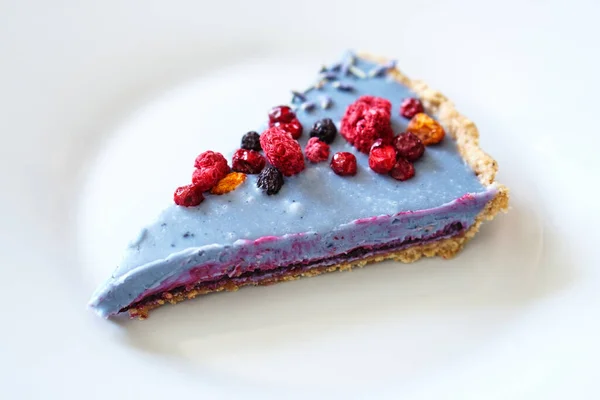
232, 149, 266, 174
393, 132, 425, 161
389, 158, 415, 181
174, 184, 204, 207
399, 98, 424, 119
309, 118, 337, 144
330, 152, 357, 176
268, 105, 295, 124
241, 131, 261, 151
257, 165, 284, 195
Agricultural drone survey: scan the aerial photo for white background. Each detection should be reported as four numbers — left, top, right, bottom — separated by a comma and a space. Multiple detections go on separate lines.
1, 0, 599, 399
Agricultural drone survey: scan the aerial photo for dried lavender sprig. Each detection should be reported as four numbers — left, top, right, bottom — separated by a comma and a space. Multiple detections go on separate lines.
300, 101, 316, 112
332, 81, 354, 92
291, 90, 307, 103
340, 52, 356, 76
367, 59, 398, 78
319, 95, 332, 109
329, 62, 342, 72
319, 71, 338, 81
313, 79, 327, 90
368, 65, 387, 78
384, 59, 397, 69
349, 65, 366, 79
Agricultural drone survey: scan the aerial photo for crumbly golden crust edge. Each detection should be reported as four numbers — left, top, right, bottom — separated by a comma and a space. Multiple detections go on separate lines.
127, 54, 510, 319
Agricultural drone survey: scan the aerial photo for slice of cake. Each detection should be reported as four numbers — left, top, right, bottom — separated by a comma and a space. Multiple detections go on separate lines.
89, 52, 509, 319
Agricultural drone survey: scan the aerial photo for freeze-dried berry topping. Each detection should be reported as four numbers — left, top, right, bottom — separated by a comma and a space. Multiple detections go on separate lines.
210, 172, 247, 195
259, 127, 305, 176
174, 184, 204, 207
309, 118, 337, 144
194, 151, 229, 171
330, 152, 357, 176
257, 165, 284, 195
191, 166, 229, 192
389, 158, 415, 181
353, 111, 394, 154
399, 98, 424, 119
393, 132, 425, 161
272, 118, 303, 140
340, 96, 393, 153
231, 149, 266, 174
268, 105, 295, 124
406, 113, 445, 145
369, 142, 397, 174
356, 95, 392, 116
241, 131, 261, 151
305, 137, 330, 163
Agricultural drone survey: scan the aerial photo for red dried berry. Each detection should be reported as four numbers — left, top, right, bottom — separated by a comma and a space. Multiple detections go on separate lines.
393, 132, 425, 161
174, 184, 204, 207
369, 143, 397, 174
340, 96, 393, 153
194, 151, 229, 171
399, 98, 424, 119
268, 105, 296, 124
191, 167, 226, 192
272, 118, 303, 139
389, 158, 415, 181
259, 127, 305, 176
231, 149, 266, 174
305, 137, 330, 163
330, 152, 357, 176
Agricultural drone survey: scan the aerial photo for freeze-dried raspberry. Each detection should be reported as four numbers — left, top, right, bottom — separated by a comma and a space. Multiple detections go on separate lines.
399, 98, 424, 119
173, 184, 204, 207
194, 151, 229, 171
272, 118, 303, 140
304, 137, 330, 163
232, 149, 266, 174
340, 96, 393, 153
330, 152, 357, 176
389, 158, 415, 181
369, 142, 397, 174
393, 132, 425, 161
406, 113, 445, 145
259, 127, 305, 176
191, 166, 229, 192
257, 165, 284, 195
356, 95, 392, 116
210, 172, 247, 195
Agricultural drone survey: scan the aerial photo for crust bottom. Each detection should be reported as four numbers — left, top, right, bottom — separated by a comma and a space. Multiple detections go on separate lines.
127, 188, 508, 319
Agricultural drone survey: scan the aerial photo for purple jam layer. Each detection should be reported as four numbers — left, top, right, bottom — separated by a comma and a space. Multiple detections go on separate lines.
123, 221, 465, 312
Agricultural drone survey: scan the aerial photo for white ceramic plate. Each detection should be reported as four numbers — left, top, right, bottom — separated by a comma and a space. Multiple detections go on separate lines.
2, 1, 599, 399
